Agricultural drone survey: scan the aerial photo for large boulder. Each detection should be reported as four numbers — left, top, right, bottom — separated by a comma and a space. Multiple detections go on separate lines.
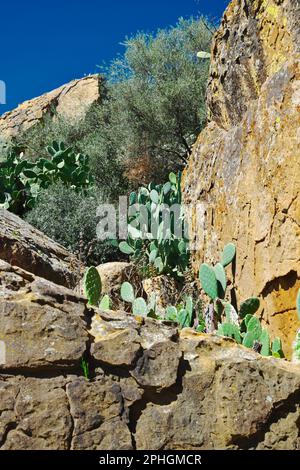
0, 75, 101, 139
0, 209, 81, 288
182, 0, 300, 357
1, 220, 300, 449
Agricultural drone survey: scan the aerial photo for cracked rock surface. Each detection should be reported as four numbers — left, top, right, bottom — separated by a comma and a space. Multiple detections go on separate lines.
1, 241, 300, 449
0, 75, 102, 139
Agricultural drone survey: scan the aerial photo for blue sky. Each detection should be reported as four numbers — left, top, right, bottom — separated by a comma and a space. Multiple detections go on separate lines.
0, 0, 229, 114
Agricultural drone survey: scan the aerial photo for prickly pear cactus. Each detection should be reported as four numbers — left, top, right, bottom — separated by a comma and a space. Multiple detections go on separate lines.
133, 298, 148, 316
292, 329, 300, 363
199, 264, 218, 300
242, 331, 255, 349
121, 282, 135, 303
297, 289, 300, 320
221, 243, 236, 268
224, 302, 239, 326
260, 329, 271, 357
99, 294, 111, 311
84, 267, 102, 306
213, 263, 227, 294
239, 297, 260, 318
217, 322, 242, 344
246, 316, 262, 341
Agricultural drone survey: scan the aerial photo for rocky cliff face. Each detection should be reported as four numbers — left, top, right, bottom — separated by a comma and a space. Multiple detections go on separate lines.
0, 75, 101, 139
0, 209, 81, 288
1, 210, 300, 450
183, 0, 300, 357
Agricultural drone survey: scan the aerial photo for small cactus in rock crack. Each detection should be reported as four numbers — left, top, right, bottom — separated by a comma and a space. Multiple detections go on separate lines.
239, 297, 260, 319
292, 330, 300, 363
220, 243, 236, 268
84, 267, 102, 306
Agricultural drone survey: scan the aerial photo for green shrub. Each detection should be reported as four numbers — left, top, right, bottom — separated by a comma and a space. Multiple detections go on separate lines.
24, 183, 121, 266
14, 17, 212, 191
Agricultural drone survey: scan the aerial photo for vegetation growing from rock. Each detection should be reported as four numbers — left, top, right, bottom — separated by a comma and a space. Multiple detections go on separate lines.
118, 172, 189, 279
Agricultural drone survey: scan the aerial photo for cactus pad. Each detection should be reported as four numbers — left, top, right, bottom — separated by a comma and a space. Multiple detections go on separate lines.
133, 298, 148, 316
242, 331, 255, 349
272, 338, 284, 358
239, 297, 260, 318
99, 295, 111, 311
246, 316, 262, 341
84, 267, 102, 306
221, 243, 236, 267
213, 263, 227, 293
260, 329, 271, 357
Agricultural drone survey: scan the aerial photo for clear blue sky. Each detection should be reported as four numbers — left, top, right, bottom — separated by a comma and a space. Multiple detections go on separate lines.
0, 0, 229, 115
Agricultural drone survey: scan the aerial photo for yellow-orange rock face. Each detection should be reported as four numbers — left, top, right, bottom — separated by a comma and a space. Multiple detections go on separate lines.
183, 0, 300, 357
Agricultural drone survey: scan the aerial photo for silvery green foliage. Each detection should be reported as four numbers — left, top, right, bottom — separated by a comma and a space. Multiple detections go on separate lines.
293, 330, 300, 363
25, 183, 119, 266
0, 141, 93, 215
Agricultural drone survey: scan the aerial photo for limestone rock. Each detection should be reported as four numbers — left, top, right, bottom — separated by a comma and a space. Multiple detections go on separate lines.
182, 0, 300, 356
1, 290, 300, 449
0, 209, 81, 288
90, 312, 142, 367
0, 75, 102, 139
0, 376, 72, 450
0, 262, 88, 371
135, 331, 300, 450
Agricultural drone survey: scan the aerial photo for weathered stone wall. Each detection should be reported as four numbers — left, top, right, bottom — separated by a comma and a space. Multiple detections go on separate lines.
183, 0, 300, 357
1, 220, 300, 449
0, 75, 101, 139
